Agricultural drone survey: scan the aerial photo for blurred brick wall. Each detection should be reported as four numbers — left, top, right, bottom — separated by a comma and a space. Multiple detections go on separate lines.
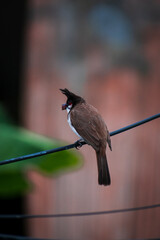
21, 1, 160, 239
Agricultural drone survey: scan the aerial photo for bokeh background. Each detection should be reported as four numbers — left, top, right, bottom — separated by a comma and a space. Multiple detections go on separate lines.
1, 0, 160, 239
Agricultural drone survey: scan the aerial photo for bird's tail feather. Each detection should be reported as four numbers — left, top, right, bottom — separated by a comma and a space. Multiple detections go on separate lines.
96, 149, 111, 186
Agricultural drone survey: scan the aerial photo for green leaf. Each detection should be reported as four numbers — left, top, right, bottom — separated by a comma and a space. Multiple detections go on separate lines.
0, 119, 83, 197
0, 171, 31, 198
35, 150, 82, 175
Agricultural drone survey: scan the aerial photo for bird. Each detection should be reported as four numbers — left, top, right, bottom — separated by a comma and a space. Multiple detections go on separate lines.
60, 88, 112, 186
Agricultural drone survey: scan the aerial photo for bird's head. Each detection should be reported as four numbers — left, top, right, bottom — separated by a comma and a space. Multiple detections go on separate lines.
60, 88, 85, 111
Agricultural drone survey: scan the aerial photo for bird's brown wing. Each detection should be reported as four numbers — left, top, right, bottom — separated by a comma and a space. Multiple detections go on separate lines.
70, 103, 109, 151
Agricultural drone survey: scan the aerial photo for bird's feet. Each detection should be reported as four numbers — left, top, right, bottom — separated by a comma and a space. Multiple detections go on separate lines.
75, 139, 85, 150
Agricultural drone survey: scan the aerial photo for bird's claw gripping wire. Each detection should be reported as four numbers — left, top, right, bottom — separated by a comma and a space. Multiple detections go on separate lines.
75, 139, 85, 150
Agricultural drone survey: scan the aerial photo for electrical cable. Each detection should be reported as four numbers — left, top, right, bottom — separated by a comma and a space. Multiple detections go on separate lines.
0, 234, 62, 240
0, 203, 159, 219
0, 113, 159, 166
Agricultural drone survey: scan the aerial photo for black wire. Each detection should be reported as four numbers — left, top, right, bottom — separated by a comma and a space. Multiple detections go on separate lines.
0, 234, 62, 240
0, 143, 77, 166
128, 239, 160, 240
0, 235, 159, 240
0, 113, 159, 166
0, 203, 159, 219
110, 113, 160, 136
0, 234, 159, 240
0, 114, 159, 240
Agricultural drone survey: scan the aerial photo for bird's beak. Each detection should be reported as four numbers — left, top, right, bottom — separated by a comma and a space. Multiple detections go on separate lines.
62, 103, 67, 110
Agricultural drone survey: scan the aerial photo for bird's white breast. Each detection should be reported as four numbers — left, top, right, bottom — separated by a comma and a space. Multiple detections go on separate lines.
67, 110, 81, 138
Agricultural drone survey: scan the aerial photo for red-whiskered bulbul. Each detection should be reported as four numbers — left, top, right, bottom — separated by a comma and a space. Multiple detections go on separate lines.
60, 88, 112, 186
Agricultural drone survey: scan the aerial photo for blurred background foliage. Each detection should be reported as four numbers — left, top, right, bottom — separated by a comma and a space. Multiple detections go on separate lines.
0, 104, 82, 197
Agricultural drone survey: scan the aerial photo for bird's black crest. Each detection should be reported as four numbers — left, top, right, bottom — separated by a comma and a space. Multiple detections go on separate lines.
60, 88, 72, 98
60, 88, 85, 104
